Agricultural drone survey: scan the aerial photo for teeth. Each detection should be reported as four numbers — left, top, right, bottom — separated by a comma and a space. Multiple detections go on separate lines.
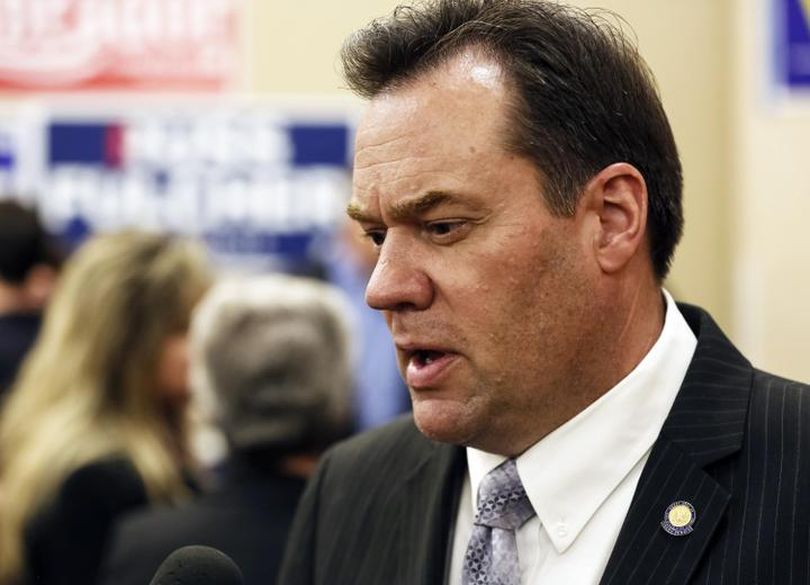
410, 349, 445, 367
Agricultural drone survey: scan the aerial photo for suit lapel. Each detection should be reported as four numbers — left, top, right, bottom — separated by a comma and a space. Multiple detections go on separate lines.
390, 439, 466, 585
601, 305, 754, 585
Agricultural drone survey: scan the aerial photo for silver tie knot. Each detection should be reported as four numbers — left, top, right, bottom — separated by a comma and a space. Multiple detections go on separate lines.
463, 458, 536, 585
474, 459, 535, 531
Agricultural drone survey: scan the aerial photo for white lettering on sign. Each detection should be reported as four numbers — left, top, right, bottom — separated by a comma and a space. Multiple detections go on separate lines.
42, 167, 349, 235
124, 114, 291, 168
0, 0, 239, 89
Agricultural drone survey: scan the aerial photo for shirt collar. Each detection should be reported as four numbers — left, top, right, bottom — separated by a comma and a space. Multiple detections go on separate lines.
466, 290, 697, 553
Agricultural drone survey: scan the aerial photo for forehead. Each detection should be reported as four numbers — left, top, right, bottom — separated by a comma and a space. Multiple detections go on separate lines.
350, 52, 515, 216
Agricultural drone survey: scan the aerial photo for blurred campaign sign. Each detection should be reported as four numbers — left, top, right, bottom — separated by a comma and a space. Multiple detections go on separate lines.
35, 100, 354, 270
776, 0, 810, 89
0, 129, 14, 194
0, 106, 42, 198
0, 0, 241, 92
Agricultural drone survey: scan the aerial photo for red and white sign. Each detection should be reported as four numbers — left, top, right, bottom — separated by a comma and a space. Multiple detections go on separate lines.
0, 0, 242, 92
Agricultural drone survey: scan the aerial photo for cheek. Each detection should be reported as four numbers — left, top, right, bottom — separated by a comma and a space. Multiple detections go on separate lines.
157, 335, 190, 404
473, 229, 590, 355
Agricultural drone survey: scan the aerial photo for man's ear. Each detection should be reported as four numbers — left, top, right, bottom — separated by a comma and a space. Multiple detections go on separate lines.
581, 162, 648, 274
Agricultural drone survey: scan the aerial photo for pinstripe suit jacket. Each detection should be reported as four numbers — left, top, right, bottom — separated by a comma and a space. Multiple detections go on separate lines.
278, 305, 810, 584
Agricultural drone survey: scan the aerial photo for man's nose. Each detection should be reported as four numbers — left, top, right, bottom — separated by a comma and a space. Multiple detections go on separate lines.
365, 236, 433, 312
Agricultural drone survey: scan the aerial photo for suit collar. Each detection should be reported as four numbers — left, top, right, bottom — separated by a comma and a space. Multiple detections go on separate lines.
387, 431, 466, 585
601, 304, 754, 585
657, 304, 753, 464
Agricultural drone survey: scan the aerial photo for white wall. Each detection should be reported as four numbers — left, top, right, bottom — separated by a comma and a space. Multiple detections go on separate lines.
732, 0, 810, 381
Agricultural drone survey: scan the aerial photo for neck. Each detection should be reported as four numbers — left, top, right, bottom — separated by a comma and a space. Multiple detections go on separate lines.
278, 453, 320, 479
575, 275, 666, 419
0, 283, 33, 315
611, 277, 667, 382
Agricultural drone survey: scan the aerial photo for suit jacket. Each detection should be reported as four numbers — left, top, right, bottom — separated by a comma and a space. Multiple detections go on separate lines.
278, 305, 810, 584
24, 458, 147, 585
99, 455, 306, 585
0, 311, 41, 399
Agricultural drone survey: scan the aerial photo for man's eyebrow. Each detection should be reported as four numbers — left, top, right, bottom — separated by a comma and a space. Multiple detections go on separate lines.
389, 191, 458, 221
345, 201, 375, 223
346, 191, 464, 224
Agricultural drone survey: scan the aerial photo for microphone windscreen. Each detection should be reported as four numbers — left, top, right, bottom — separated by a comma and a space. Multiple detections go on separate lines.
149, 545, 243, 585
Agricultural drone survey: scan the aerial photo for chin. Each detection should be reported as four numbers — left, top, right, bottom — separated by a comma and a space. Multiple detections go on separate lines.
411, 398, 480, 446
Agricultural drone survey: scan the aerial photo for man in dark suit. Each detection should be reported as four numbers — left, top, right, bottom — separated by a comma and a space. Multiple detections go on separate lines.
279, 1, 810, 584
99, 275, 354, 585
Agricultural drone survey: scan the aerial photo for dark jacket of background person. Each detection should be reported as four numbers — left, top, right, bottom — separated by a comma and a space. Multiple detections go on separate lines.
100, 455, 304, 585
0, 231, 212, 585
0, 313, 41, 397
24, 459, 147, 585
322, 221, 410, 431
0, 200, 62, 399
99, 275, 353, 585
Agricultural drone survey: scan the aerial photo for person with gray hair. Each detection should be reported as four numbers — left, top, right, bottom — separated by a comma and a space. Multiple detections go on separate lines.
98, 274, 354, 585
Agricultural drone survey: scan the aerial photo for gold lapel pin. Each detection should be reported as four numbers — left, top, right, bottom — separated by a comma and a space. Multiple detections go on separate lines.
661, 501, 696, 536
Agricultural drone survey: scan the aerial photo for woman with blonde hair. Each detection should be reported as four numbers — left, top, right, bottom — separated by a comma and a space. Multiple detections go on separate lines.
0, 231, 212, 585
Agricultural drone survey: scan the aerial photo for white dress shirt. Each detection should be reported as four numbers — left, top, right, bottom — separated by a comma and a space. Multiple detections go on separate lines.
449, 290, 697, 584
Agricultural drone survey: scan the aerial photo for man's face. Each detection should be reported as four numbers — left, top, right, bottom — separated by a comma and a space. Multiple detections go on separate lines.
348, 52, 601, 455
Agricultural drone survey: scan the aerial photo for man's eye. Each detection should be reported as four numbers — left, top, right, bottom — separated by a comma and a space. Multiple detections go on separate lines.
426, 221, 467, 239
428, 222, 456, 235
364, 230, 386, 246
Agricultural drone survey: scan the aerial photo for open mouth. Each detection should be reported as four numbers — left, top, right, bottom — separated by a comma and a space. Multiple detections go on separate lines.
398, 342, 458, 388
411, 349, 447, 367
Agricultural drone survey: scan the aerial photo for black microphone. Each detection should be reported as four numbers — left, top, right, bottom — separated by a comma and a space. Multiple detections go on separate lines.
149, 545, 243, 585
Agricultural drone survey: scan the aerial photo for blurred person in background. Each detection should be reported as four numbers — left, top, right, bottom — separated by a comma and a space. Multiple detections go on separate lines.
98, 274, 353, 585
0, 200, 63, 401
323, 219, 409, 430
0, 231, 212, 585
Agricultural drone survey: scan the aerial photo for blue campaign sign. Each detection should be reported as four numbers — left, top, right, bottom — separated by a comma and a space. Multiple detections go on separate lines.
0, 136, 13, 172
0, 123, 22, 195
38, 104, 355, 270
0, 135, 13, 195
287, 124, 350, 167
778, 0, 810, 88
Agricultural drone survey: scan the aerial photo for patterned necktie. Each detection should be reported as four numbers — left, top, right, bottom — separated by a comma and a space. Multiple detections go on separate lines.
462, 459, 536, 585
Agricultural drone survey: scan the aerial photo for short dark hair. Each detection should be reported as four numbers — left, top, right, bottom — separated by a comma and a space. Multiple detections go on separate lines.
0, 200, 62, 284
341, 0, 683, 279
